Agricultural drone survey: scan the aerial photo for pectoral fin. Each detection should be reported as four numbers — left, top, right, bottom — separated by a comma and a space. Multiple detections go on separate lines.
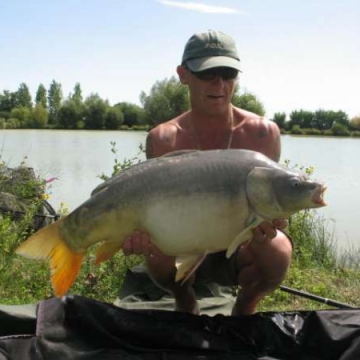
175, 253, 208, 285
95, 242, 123, 264
226, 216, 263, 258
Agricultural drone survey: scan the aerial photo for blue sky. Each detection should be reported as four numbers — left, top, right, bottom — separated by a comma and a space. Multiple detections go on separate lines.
1, 0, 359, 119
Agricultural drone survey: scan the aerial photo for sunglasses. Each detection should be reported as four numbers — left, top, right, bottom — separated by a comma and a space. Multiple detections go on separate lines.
189, 67, 239, 81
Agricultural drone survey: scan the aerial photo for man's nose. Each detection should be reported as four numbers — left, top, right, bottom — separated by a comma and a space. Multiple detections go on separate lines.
210, 75, 225, 87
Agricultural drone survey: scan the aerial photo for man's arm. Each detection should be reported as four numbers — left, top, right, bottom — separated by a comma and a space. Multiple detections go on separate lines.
145, 131, 156, 159
254, 118, 281, 162
145, 123, 177, 159
265, 120, 281, 162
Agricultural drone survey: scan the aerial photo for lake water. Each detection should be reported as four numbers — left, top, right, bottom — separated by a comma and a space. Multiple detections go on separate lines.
0, 129, 359, 250
281, 135, 360, 250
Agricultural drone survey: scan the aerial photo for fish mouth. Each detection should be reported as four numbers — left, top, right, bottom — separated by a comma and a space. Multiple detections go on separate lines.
312, 185, 327, 207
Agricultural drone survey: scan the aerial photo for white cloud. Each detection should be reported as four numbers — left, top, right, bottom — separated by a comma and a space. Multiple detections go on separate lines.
157, 0, 245, 14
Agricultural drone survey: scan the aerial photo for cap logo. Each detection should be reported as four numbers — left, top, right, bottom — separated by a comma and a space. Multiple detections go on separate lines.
205, 43, 223, 49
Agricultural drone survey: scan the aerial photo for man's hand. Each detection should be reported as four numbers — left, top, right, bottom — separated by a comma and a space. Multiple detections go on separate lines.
122, 231, 166, 261
252, 219, 288, 243
122, 231, 153, 256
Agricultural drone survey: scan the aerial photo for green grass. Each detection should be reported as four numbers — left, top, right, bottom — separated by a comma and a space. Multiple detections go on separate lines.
259, 211, 360, 312
0, 249, 143, 305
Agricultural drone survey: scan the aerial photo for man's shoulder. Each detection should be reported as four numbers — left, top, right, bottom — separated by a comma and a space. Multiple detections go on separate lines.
149, 113, 188, 135
231, 107, 281, 161
146, 114, 190, 158
149, 119, 178, 136
234, 107, 278, 132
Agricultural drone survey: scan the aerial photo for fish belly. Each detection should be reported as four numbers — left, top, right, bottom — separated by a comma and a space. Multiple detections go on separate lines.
142, 194, 249, 256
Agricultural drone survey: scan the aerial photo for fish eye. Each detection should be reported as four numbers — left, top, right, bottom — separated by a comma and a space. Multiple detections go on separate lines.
291, 178, 300, 187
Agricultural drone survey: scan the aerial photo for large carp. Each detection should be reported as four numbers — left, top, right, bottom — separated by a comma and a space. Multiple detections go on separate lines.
16, 149, 326, 297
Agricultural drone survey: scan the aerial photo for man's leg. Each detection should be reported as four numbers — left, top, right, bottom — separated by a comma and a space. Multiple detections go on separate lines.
145, 252, 199, 314
123, 229, 292, 316
231, 230, 292, 316
123, 232, 199, 313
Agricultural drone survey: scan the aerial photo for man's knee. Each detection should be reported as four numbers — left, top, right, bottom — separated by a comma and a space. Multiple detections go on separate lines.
236, 231, 292, 288
265, 231, 293, 268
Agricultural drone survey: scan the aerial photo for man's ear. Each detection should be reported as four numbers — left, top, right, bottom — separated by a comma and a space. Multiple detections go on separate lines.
177, 65, 188, 84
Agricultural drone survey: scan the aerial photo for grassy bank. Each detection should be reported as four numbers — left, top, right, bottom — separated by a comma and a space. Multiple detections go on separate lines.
259, 211, 360, 311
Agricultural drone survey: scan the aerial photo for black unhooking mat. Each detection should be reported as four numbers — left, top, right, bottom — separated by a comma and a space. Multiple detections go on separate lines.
1, 295, 360, 360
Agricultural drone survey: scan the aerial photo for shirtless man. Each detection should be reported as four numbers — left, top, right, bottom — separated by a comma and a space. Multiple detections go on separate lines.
122, 30, 292, 316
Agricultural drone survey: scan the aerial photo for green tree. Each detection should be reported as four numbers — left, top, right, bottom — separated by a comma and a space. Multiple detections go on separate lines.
331, 110, 349, 127
48, 80, 63, 126
115, 102, 146, 127
288, 110, 314, 129
60, 83, 85, 129
104, 106, 124, 130
31, 104, 48, 128
10, 106, 32, 127
71, 82, 83, 105
35, 84, 47, 108
272, 112, 287, 129
316, 109, 349, 130
232, 91, 265, 116
84, 93, 109, 129
140, 76, 190, 126
57, 99, 84, 129
312, 109, 332, 130
0, 90, 17, 115
16, 83, 32, 108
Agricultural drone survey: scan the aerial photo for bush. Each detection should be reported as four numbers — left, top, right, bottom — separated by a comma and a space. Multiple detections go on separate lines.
104, 107, 124, 130
301, 128, 323, 136
331, 123, 350, 136
5, 118, 20, 129
0, 163, 49, 277
0, 163, 54, 233
290, 124, 302, 135
289, 211, 337, 269
131, 124, 149, 131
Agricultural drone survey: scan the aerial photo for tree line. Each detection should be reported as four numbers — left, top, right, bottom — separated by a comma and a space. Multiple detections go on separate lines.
272, 110, 360, 136
0, 81, 146, 130
0, 79, 359, 133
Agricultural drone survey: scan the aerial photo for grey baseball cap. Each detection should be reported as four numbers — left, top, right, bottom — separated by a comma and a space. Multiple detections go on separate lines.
181, 30, 241, 72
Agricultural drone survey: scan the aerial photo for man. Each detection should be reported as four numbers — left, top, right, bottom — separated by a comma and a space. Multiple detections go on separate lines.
122, 30, 292, 316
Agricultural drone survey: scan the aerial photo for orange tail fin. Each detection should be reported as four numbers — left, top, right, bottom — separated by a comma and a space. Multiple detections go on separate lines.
15, 218, 84, 297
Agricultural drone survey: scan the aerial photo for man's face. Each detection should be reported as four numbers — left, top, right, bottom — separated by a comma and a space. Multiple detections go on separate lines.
178, 66, 238, 115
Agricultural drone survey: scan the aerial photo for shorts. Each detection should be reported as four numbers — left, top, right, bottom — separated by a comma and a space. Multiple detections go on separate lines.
195, 251, 239, 287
